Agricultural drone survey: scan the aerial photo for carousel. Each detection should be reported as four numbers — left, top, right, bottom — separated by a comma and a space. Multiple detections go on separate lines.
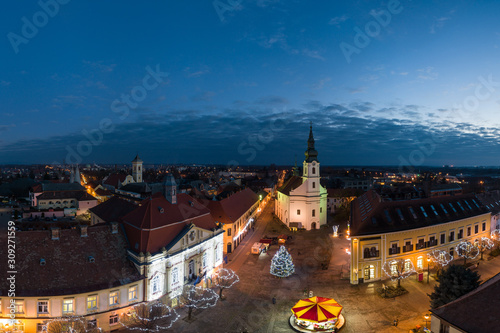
289, 296, 345, 332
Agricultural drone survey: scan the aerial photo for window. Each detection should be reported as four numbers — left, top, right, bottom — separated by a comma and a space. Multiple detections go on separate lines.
467, 226, 471, 237
128, 286, 138, 301
37, 301, 49, 314
152, 275, 161, 294
312, 167, 316, 174
312, 209, 315, 217
297, 209, 300, 215
430, 205, 438, 216
227, 228, 231, 236
440, 233, 446, 244
87, 319, 97, 329
109, 314, 119, 326
449, 203, 457, 213
420, 206, 428, 218
440, 204, 448, 214
62, 299, 74, 314
464, 200, 472, 210
396, 208, 404, 221
475, 224, 479, 234
417, 256, 423, 270
482, 222, 486, 231
456, 201, 465, 211
172, 267, 179, 284
458, 229, 463, 239
320, 207, 322, 213
203, 252, 208, 268
409, 207, 418, 219
404, 259, 412, 272
14, 300, 24, 314
109, 291, 119, 306
449, 231, 455, 242
0, 299, 2, 313
390, 261, 398, 275
87, 295, 98, 311
439, 322, 450, 333
384, 210, 392, 223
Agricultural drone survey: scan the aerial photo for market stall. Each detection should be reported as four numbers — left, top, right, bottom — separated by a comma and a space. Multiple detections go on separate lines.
289, 296, 344, 332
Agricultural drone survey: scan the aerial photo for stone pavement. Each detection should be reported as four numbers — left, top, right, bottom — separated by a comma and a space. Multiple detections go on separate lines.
164, 208, 500, 333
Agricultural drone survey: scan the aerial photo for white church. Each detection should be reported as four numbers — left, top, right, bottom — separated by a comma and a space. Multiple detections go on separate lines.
275, 125, 327, 230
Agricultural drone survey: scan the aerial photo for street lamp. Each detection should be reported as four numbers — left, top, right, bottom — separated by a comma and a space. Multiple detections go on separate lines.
427, 257, 431, 283
424, 314, 430, 328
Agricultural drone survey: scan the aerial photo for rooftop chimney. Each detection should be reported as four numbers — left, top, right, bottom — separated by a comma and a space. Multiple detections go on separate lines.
51, 227, 60, 240
80, 225, 88, 237
110, 222, 119, 234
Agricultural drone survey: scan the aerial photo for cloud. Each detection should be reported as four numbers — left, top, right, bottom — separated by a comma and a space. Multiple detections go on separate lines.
3, 100, 500, 166
430, 17, 450, 34
0, 80, 11, 87
191, 91, 215, 102
312, 77, 331, 90
255, 95, 288, 105
416, 67, 438, 81
184, 66, 211, 78
328, 15, 348, 27
83, 60, 116, 73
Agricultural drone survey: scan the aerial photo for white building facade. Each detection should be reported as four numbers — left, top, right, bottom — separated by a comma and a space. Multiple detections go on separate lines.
275, 126, 327, 230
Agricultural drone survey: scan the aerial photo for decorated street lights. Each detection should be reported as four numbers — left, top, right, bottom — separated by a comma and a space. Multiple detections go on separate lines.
424, 314, 430, 328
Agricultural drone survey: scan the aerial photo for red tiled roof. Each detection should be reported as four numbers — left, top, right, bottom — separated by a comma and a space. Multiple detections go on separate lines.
0, 225, 143, 297
206, 188, 259, 225
103, 173, 127, 187
37, 190, 97, 202
89, 196, 137, 223
120, 193, 217, 254
278, 175, 303, 195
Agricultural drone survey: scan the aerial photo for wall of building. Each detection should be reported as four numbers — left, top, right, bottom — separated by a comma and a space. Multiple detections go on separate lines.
350, 212, 491, 284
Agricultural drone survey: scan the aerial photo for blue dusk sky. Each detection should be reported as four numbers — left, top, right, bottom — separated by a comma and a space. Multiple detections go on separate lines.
2, 0, 500, 166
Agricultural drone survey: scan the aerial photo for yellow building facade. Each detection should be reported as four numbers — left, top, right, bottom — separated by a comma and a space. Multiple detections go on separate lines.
350, 191, 491, 284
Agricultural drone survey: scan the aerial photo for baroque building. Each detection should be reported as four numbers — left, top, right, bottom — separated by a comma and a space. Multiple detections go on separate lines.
275, 125, 327, 230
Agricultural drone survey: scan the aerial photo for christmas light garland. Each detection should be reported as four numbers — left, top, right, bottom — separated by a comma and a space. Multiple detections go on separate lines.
184, 285, 219, 309
270, 245, 295, 278
456, 240, 480, 260
428, 249, 453, 267
382, 259, 415, 281
214, 268, 240, 289
119, 301, 180, 332
46, 316, 103, 332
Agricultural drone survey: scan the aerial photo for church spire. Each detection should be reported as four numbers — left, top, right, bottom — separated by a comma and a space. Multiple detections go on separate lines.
304, 123, 318, 162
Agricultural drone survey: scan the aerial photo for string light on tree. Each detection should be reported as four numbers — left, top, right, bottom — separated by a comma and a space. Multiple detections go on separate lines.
475, 236, 494, 260
46, 316, 102, 333
456, 240, 479, 265
181, 285, 219, 320
428, 249, 453, 267
120, 301, 180, 332
214, 268, 240, 298
382, 259, 415, 287
270, 245, 295, 278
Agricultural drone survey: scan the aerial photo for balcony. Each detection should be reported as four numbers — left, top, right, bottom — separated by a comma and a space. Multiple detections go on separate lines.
427, 239, 438, 247
402, 244, 414, 253
416, 242, 426, 250
388, 247, 400, 255
363, 250, 380, 259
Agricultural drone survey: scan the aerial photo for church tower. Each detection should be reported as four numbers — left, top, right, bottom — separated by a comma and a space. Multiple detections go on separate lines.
132, 155, 143, 183
303, 124, 320, 182
163, 174, 177, 204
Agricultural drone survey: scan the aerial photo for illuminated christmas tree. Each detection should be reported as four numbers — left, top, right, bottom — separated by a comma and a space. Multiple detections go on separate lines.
270, 245, 295, 278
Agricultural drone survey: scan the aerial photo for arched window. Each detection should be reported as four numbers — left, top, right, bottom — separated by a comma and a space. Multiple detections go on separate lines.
312, 167, 316, 174
151, 275, 161, 294
417, 256, 423, 270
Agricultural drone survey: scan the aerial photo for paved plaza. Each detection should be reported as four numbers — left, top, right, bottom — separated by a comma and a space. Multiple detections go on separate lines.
159, 200, 500, 332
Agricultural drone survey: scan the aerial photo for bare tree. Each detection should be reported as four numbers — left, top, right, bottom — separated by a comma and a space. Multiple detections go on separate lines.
475, 237, 494, 260
180, 285, 219, 321
428, 249, 453, 274
120, 301, 179, 332
456, 241, 479, 265
46, 316, 101, 333
213, 268, 240, 299
382, 259, 415, 287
